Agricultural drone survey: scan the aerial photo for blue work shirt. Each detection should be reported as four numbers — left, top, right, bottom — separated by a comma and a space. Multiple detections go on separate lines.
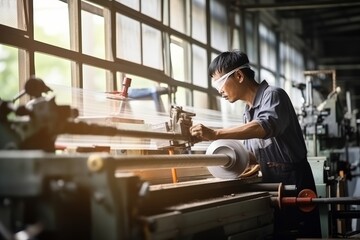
243, 81, 321, 238
243, 80, 310, 184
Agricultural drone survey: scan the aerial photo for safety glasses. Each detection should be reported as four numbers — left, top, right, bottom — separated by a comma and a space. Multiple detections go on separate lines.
212, 64, 250, 93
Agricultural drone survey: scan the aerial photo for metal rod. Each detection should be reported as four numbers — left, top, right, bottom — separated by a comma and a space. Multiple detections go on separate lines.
330, 210, 360, 219
65, 121, 188, 141
279, 196, 360, 206
97, 154, 231, 170
312, 197, 360, 204
243, 183, 295, 192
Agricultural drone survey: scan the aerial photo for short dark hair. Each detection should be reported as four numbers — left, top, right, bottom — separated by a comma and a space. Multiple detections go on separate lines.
209, 50, 255, 79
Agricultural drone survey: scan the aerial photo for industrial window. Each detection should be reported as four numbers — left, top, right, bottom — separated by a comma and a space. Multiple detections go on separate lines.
174, 86, 191, 107
259, 23, 276, 72
191, 0, 207, 44
192, 44, 207, 88
193, 90, 208, 109
279, 41, 305, 109
0, 44, 20, 101
245, 14, 258, 66
117, 0, 139, 10
116, 14, 141, 64
231, 12, 242, 50
141, 0, 162, 21
142, 24, 163, 70
0, 0, 25, 30
82, 64, 108, 91
0, 0, 309, 116
0, 0, 230, 112
170, 0, 188, 35
34, 52, 72, 89
210, 0, 228, 51
81, 1, 106, 59
260, 68, 276, 86
34, 0, 70, 49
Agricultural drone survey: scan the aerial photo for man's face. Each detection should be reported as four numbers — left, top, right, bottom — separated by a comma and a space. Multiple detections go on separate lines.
212, 67, 241, 94
212, 69, 241, 103
212, 64, 250, 103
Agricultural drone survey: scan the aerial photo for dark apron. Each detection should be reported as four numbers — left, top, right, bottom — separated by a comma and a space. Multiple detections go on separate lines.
260, 160, 322, 239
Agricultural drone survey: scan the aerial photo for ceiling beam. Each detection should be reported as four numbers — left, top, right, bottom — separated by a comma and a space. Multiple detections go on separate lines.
233, 0, 360, 11
314, 23, 360, 35
318, 56, 360, 64
319, 64, 360, 70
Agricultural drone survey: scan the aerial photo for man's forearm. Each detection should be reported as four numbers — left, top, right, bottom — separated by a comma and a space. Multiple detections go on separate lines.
215, 120, 266, 140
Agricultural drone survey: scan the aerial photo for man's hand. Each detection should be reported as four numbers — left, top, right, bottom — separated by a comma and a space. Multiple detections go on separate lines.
248, 151, 258, 165
189, 124, 217, 141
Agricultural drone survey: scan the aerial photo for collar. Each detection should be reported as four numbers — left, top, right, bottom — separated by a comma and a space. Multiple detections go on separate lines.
248, 80, 269, 110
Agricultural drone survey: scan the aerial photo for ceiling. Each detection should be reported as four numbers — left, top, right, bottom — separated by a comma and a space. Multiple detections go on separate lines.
231, 0, 360, 113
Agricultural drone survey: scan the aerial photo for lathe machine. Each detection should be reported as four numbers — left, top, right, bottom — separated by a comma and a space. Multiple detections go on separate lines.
0, 77, 359, 240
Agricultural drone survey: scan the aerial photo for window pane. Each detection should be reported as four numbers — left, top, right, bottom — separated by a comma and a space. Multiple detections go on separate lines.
259, 24, 269, 67
232, 29, 241, 50
116, 14, 141, 64
220, 97, 245, 116
34, 52, 72, 104
117, 0, 139, 10
82, 64, 107, 92
210, 0, 228, 51
170, 40, 186, 81
0, 44, 19, 101
245, 14, 257, 64
170, 0, 186, 34
192, 0, 206, 43
192, 44, 207, 88
260, 68, 275, 86
268, 31, 276, 71
81, 2, 105, 59
279, 41, 285, 75
0, 0, 24, 29
193, 90, 208, 109
117, 73, 170, 114
174, 86, 191, 106
117, 73, 162, 93
142, 24, 163, 70
259, 23, 276, 71
141, 0, 161, 21
81, 65, 108, 115
232, 13, 242, 49
34, 0, 70, 49
162, 0, 169, 26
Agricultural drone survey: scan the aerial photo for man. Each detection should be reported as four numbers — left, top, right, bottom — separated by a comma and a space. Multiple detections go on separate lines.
190, 50, 321, 239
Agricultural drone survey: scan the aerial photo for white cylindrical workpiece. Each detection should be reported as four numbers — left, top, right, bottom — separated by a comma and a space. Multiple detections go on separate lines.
206, 140, 249, 179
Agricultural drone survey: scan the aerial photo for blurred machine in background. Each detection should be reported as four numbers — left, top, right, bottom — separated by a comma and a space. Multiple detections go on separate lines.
296, 70, 360, 237
0, 77, 360, 239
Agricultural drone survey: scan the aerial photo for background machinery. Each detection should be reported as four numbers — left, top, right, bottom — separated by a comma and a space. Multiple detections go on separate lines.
296, 70, 360, 237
